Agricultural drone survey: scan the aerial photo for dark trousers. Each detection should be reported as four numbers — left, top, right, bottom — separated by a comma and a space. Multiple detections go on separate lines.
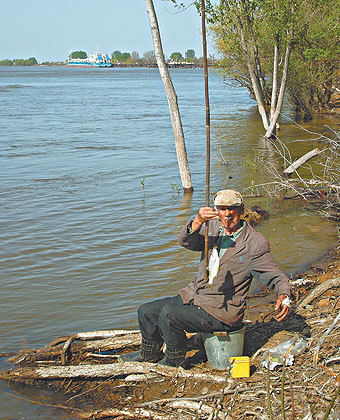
137, 294, 236, 348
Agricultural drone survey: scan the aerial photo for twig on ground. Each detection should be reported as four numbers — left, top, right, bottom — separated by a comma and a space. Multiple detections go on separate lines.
267, 354, 273, 420
313, 310, 340, 366
167, 400, 230, 419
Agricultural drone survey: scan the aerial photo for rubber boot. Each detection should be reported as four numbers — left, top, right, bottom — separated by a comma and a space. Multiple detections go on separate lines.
119, 339, 163, 363
158, 346, 186, 368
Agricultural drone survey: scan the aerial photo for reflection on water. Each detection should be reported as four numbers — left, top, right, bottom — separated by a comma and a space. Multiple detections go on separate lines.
0, 66, 338, 419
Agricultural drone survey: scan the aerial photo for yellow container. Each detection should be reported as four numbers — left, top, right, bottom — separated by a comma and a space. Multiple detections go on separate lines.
229, 356, 250, 378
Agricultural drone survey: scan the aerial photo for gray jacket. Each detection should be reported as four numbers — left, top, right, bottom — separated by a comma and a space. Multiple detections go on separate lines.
179, 219, 292, 326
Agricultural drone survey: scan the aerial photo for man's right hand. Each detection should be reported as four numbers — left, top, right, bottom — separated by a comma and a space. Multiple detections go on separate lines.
191, 207, 219, 232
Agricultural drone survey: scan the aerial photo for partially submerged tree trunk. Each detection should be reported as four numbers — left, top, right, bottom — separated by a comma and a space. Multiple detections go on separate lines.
283, 148, 321, 176
264, 23, 293, 139
145, 0, 194, 193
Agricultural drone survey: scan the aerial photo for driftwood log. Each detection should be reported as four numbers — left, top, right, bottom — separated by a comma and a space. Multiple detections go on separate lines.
0, 361, 226, 384
9, 330, 142, 365
45, 329, 140, 348
283, 148, 321, 176
295, 277, 340, 312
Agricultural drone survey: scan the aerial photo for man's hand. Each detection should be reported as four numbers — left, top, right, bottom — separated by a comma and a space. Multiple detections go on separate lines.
275, 294, 291, 322
191, 207, 219, 232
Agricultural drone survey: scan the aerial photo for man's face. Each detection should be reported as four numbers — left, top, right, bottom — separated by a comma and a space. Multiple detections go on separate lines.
216, 205, 243, 233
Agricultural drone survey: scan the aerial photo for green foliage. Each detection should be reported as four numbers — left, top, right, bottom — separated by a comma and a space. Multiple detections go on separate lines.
111, 50, 131, 63
170, 182, 180, 194
27, 57, 37, 65
0, 59, 13, 66
9, 57, 38, 66
185, 49, 196, 59
70, 51, 87, 59
170, 52, 183, 62
121, 52, 131, 62
242, 149, 258, 174
286, 0, 340, 118
111, 50, 121, 61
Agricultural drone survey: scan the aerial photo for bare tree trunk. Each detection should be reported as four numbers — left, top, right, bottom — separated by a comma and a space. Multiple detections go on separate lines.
270, 0, 279, 121
265, 3, 294, 139
265, 37, 292, 139
270, 41, 279, 120
240, 24, 270, 130
243, 1, 267, 95
144, 0, 194, 193
227, 1, 270, 130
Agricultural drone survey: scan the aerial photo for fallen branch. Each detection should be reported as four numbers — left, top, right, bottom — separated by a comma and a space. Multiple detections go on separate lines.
59, 330, 140, 365
1, 361, 227, 384
324, 357, 340, 366
45, 330, 140, 349
167, 400, 231, 419
283, 148, 321, 176
80, 334, 141, 351
313, 311, 340, 366
9, 330, 141, 365
320, 365, 340, 384
295, 278, 340, 312
80, 407, 182, 420
85, 353, 119, 359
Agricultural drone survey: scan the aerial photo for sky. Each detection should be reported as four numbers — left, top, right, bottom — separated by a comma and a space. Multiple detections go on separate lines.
0, 0, 207, 62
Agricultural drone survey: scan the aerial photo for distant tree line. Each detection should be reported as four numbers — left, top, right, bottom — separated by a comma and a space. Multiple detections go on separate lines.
110, 49, 205, 65
0, 57, 38, 66
70, 49, 207, 65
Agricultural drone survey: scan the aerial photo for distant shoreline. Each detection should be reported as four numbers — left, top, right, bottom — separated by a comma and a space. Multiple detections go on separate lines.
0, 62, 207, 69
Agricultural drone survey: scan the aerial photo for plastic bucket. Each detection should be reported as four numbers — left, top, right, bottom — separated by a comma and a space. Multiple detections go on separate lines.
202, 327, 245, 370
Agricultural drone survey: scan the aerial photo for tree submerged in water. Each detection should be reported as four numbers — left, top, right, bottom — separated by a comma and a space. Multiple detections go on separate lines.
144, 0, 194, 193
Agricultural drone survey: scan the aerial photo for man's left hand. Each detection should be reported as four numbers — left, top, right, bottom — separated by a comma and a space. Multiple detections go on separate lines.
275, 294, 290, 322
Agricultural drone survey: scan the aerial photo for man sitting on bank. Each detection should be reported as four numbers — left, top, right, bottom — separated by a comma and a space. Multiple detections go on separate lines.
120, 189, 292, 367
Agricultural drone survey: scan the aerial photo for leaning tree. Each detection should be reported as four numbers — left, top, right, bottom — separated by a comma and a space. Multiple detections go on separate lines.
144, 0, 194, 193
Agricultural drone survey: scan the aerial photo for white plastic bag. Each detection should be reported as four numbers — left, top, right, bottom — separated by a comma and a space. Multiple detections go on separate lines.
261, 336, 309, 370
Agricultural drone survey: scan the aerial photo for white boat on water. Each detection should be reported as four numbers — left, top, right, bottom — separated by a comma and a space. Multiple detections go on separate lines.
66, 52, 112, 68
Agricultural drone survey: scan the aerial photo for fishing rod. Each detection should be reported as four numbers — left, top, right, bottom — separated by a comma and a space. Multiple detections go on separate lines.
201, 0, 211, 283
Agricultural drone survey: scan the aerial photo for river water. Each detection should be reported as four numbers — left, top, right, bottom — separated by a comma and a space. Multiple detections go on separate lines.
0, 66, 337, 418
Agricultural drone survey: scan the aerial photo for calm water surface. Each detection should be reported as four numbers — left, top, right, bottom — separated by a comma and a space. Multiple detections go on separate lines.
0, 66, 337, 418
